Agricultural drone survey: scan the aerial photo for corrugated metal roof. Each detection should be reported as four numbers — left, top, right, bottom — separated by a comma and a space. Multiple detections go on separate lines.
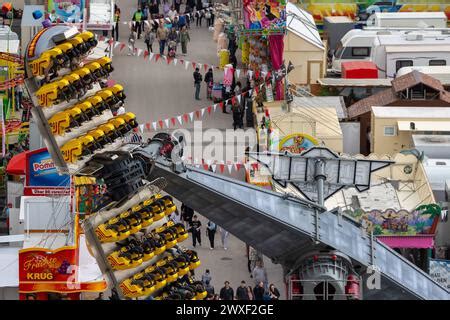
291, 96, 347, 119
286, 2, 325, 50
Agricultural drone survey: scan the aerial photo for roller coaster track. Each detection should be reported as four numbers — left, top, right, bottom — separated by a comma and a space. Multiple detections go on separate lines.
149, 160, 449, 300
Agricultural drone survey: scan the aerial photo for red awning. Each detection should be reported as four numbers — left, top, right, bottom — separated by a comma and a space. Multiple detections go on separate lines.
6, 151, 27, 175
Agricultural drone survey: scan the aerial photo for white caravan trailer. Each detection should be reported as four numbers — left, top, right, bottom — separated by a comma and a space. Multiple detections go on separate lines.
331, 29, 450, 78
366, 12, 448, 29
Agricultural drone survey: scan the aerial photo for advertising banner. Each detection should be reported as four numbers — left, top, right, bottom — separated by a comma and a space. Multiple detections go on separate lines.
24, 148, 70, 196
46, 0, 85, 23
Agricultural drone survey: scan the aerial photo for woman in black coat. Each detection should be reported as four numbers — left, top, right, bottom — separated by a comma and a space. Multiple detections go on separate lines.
268, 284, 280, 300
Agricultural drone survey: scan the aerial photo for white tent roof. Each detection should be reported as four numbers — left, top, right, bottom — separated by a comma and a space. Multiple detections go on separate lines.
0, 247, 20, 287
286, 2, 324, 50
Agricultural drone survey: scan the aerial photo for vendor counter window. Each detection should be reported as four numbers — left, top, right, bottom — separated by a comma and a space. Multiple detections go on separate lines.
383, 126, 397, 136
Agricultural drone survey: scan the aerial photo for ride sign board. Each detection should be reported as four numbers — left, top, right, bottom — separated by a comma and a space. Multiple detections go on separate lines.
24, 148, 70, 196
429, 259, 449, 290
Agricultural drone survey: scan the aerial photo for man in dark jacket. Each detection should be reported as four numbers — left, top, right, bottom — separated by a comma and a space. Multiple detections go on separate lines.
253, 281, 265, 300
204, 68, 214, 100
189, 215, 202, 247
193, 67, 202, 100
232, 103, 243, 130
219, 281, 234, 300
236, 281, 249, 300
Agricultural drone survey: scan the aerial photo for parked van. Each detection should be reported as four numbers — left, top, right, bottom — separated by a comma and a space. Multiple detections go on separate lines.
366, 12, 448, 29
331, 29, 450, 78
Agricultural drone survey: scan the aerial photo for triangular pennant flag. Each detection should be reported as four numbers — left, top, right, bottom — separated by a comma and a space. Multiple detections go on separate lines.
201, 108, 206, 117
207, 106, 212, 114
213, 104, 218, 112
143, 50, 149, 59
119, 43, 126, 51
248, 70, 253, 79
235, 163, 242, 171
227, 164, 233, 174
114, 41, 121, 49
206, 159, 212, 166
237, 94, 241, 104
164, 119, 170, 128
211, 164, 217, 172
149, 52, 154, 61
180, 59, 184, 65
249, 89, 253, 97
251, 163, 259, 170
137, 49, 143, 57
183, 114, 189, 122
99, 35, 105, 42
171, 118, 176, 126
152, 122, 157, 131
174, 58, 178, 66
197, 63, 202, 71
159, 120, 164, 128
145, 122, 151, 131
195, 110, 201, 119
255, 70, 260, 79
192, 62, 196, 69
266, 71, 272, 80
219, 101, 224, 111
177, 115, 183, 125
219, 164, 225, 173
203, 64, 208, 72
231, 96, 236, 105
155, 54, 161, 62
139, 124, 145, 133
133, 127, 139, 133
185, 60, 190, 70
244, 163, 250, 170
195, 164, 201, 169
108, 38, 114, 45
203, 164, 210, 171
167, 57, 173, 65
189, 112, 194, 122
235, 69, 241, 79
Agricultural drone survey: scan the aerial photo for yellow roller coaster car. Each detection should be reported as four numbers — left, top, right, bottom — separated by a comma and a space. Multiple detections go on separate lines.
48, 111, 70, 135
60, 138, 83, 163
131, 272, 156, 296
107, 84, 126, 102
107, 245, 144, 271
55, 42, 74, 63
117, 112, 138, 133
67, 35, 87, 55
78, 31, 98, 49
86, 95, 108, 114
119, 278, 144, 299
97, 123, 117, 144
73, 101, 95, 119
35, 78, 74, 107
29, 48, 63, 77
96, 89, 116, 108
73, 67, 95, 87
96, 56, 114, 74
108, 117, 128, 136
120, 210, 143, 235
84, 61, 103, 79
87, 128, 108, 148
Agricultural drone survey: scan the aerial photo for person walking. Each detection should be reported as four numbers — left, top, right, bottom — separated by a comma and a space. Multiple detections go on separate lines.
181, 203, 194, 227
187, 0, 196, 12
189, 214, 202, 247
144, 27, 156, 53
219, 281, 234, 300
127, 29, 137, 56
184, 6, 192, 29
236, 281, 249, 300
156, 24, 168, 55
193, 67, 202, 100
95, 292, 104, 300
204, 280, 215, 296
169, 208, 182, 224
204, 67, 214, 99
173, 0, 182, 12
149, 0, 160, 16
253, 281, 265, 301
219, 226, 229, 250
195, 0, 203, 27
206, 220, 217, 250
268, 284, 280, 300
252, 260, 268, 290
248, 246, 262, 277
232, 103, 243, 130
168, 5, 177, 21
132, 8, 144, 39
247, 286, 254, 300
112, 5, 120, 40
179, 26, 190, 56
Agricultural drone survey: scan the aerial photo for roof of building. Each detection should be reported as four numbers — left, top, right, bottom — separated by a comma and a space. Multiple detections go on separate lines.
286, 2, 325, 50
372, 106, 450, 118
347, 71, 450, 118
291, 96, 347, 119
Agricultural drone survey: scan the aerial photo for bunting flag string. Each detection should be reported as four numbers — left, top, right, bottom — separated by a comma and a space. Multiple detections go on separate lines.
181, 156, 264, 174
100, 36, 270, 80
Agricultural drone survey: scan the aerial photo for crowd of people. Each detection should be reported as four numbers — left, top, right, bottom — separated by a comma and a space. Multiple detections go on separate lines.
199, 270, 281, 301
